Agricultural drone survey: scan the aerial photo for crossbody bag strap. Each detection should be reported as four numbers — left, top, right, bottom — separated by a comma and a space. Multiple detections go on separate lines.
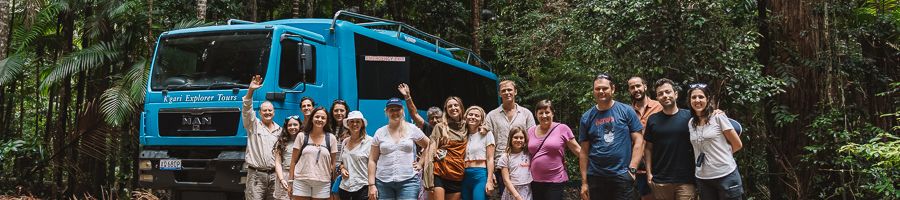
532, 124, 560, 158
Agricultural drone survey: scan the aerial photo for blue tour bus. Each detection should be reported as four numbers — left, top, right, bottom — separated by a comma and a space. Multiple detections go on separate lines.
138, 11, 499, 199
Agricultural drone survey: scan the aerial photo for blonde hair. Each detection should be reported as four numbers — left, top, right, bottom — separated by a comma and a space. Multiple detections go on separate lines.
465, 106, 488, 135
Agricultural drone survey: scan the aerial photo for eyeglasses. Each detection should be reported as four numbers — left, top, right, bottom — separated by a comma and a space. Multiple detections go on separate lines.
285, 115, 300, 120
595, 73, 612, 81
689, 83, 708, 89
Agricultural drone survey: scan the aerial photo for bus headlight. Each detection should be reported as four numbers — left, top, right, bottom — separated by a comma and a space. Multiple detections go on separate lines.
139, 160, 152, 170
140, 174, 154, 182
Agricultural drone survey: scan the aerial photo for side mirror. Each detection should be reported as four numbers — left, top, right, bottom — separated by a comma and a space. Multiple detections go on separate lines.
296, 42, 313, 93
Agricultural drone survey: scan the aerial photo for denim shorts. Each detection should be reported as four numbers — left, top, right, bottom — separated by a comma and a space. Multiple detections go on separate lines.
376, 177, 421, 200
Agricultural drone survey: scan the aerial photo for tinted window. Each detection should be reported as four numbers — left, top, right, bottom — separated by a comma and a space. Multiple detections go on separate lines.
151, 30, 271, 91
355, 34, 499, 109
279, 39, 317, 88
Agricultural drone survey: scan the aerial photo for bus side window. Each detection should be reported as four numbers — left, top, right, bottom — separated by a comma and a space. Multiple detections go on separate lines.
279, 39, 317, 88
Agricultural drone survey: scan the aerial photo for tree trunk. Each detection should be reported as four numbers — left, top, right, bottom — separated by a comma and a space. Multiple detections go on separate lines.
17, 82, 23, 136
762, 0, 827, 199
471, 0, 481, 59
306, 0, 315, 18
55, 8, 76, 197
292, 0, 300, 18
0, 0, 10, 135
3, 81, 15, 133
196, 0, 207, 21
251, 0, 258, 21
0, 0, 10, 59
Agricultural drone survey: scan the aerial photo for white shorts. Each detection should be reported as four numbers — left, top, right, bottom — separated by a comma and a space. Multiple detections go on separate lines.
292, 179, 331, 198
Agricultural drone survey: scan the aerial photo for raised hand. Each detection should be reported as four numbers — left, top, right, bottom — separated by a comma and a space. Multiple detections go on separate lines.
398, 83, 411, 98
249, 75, 263, 90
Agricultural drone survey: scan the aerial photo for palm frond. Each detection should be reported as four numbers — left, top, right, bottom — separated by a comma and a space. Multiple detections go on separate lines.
0, 54, 28, 86
42, 41, 122, 87
173, 19, 214, 30
100, 85, 135, 127
108, 0, 143, 20
124, 59, 149, 102
74, 99, 117, 160
10, 1, 64, 52
100, 59, 147, 127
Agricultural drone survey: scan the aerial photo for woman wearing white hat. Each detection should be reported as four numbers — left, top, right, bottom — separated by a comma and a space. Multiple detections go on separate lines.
339, 111, 373, 200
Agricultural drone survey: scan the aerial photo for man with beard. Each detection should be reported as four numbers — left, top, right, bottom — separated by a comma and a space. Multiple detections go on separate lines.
643, 78, 696, 200
627, 77, 663, 200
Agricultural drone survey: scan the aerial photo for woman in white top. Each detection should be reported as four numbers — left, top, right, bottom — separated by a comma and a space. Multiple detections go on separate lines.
368, 98, 432, 200
290, 108, 339, 200
274, 116, 302, 200
339, 111, 373, 200
461, 106, 495, 200
687, 83, 743, 200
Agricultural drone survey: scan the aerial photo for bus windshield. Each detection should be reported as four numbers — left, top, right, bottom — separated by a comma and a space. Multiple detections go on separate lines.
151, 30, 272, 91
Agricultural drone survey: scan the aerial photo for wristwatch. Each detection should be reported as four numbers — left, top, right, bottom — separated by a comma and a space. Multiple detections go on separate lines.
629, 167, 637, 174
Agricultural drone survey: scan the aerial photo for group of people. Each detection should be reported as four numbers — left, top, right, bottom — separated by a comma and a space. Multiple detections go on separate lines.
239, 72, 744, 200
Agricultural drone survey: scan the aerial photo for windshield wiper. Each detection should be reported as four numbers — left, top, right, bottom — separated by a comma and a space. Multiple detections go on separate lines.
164, 84, 207, 91
206, 82, 248, 90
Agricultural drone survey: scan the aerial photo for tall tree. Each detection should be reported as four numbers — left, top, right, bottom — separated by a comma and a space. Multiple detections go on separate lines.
292, 0, 300, 18
306, 0, 314, 17
0, 0, 9, 59
760, 0, 827, 198
471, 0, 480, 56
197, 0, 206, 20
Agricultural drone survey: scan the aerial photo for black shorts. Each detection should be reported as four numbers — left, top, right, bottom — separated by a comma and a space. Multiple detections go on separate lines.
434, 176, 462, 194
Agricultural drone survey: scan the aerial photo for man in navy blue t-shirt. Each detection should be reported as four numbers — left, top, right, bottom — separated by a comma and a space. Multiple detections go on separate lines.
644, 78, 697, 200
578, 73, 645, 200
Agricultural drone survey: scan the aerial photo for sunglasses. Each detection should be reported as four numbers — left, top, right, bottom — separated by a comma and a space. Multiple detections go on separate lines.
285, 115, 300, 120
333, 99, 346, 104
595, 73, 612, 81
689, 83, 708, 89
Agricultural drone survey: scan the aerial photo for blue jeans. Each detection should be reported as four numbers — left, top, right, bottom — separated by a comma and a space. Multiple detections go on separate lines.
376, 177, 420, 200
462, 167, 488, 200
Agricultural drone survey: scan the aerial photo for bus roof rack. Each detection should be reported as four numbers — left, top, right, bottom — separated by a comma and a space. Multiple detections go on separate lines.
227, 19, 257, 25
330, 10, 492, 72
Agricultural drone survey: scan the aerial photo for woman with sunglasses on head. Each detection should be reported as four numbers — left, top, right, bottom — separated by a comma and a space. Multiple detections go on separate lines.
330, 99, 350, 200
274, 116, 302, 200
686, 83, 743, 200
339, 111, 373, 200
368, 98, 432, 200
290, 107, 339, 200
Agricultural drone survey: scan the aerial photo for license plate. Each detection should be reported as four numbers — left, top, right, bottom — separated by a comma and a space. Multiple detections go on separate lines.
159, 159, 182, 170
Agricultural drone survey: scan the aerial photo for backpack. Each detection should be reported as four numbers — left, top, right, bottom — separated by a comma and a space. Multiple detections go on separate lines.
298, 132, 334, 158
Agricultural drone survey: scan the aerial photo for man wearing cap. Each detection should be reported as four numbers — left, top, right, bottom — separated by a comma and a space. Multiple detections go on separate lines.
368, 98, 431, 200
242, 75, 282, 200
578, 73, 644, 200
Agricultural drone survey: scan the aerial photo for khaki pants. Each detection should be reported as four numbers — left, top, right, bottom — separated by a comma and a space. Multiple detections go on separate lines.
649, 182, 695, 200
246, 168, 277, 200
